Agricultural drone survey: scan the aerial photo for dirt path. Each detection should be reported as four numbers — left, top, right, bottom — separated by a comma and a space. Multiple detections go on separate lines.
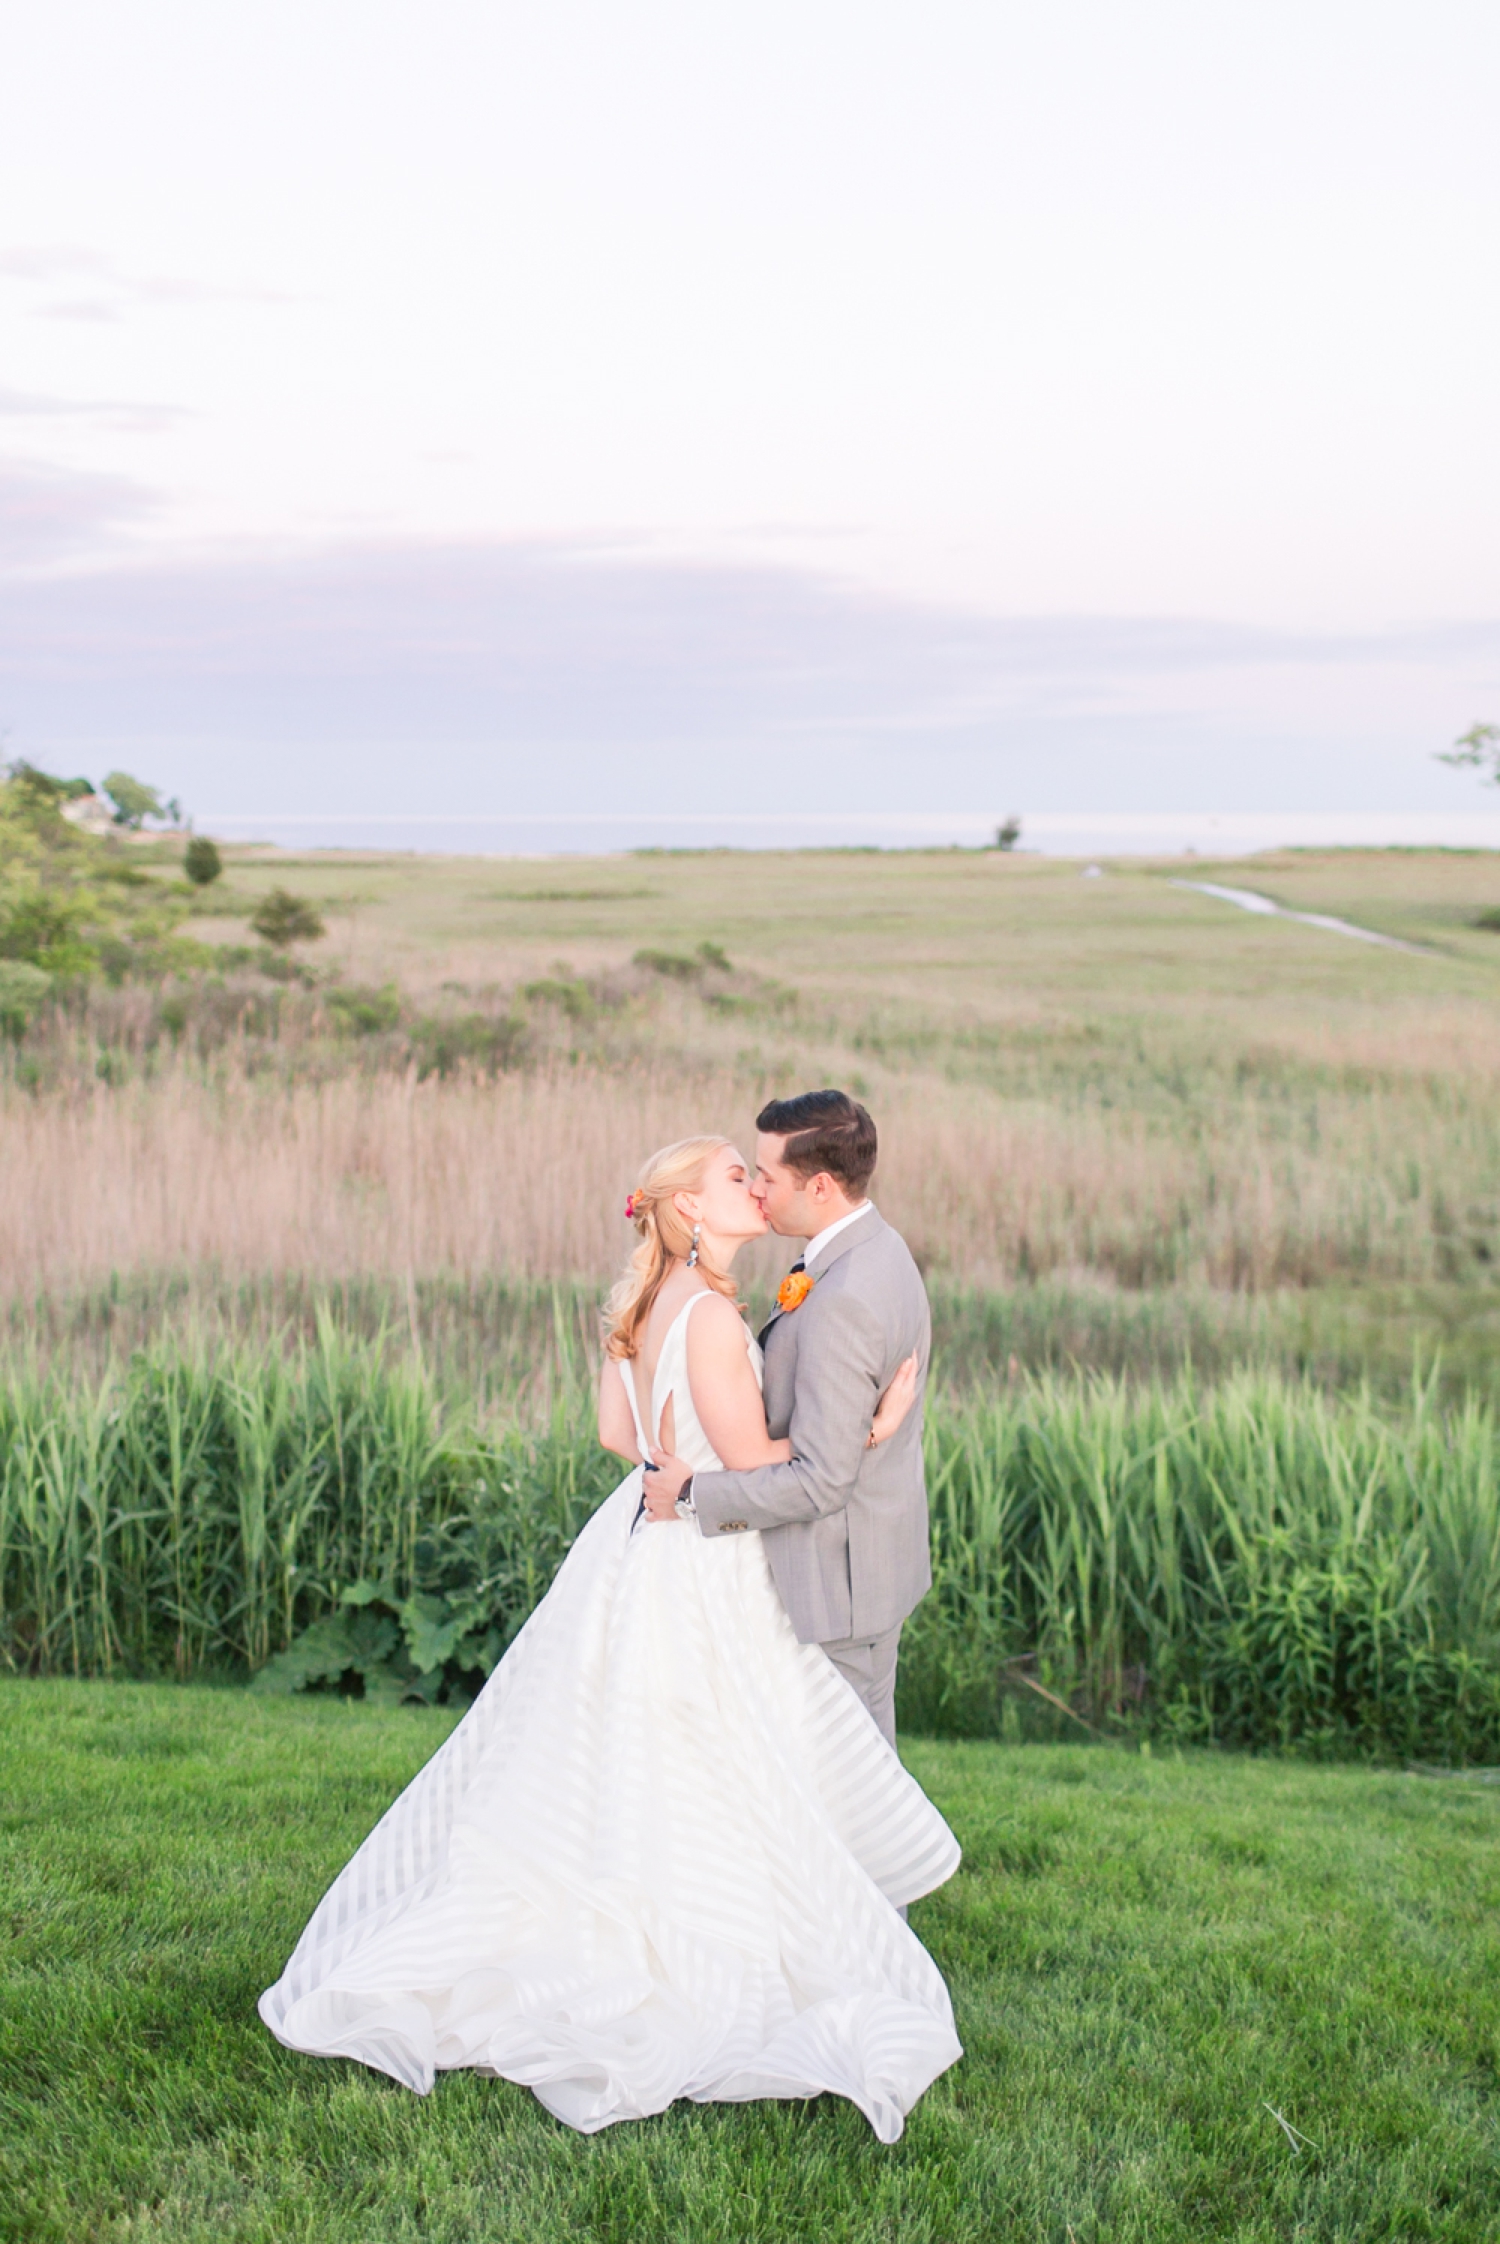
1170, 880, 1422, 952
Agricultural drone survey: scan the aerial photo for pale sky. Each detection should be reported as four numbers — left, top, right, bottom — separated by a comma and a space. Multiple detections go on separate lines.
2, 1, 1498, 834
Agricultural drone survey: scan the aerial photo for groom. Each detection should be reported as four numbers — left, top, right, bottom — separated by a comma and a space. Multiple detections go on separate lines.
644, 1089, 932, 1752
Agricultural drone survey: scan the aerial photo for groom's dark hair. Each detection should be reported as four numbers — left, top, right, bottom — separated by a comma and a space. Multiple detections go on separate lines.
756, 1089, 877, 1198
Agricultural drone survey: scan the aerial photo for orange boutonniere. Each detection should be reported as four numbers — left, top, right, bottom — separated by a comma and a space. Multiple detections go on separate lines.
776, 1269, 814, 1314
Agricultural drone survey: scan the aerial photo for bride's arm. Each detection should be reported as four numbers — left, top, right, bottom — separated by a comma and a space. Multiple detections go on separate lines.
685, 1296, 793, 1468
597, 1359, 643, 1465
683, 1298, 921, 1473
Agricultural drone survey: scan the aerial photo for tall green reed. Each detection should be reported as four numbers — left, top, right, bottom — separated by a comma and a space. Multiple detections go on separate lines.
909, 1367, 1500, 1759
3, 1332, 1498, 1759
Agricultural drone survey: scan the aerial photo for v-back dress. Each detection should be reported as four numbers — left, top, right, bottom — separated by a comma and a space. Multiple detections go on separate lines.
259, 1293, 962, 2140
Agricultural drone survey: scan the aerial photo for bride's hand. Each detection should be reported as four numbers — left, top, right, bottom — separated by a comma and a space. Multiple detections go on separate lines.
645, 1448, 692, 1518
868, 1352, 920, 1447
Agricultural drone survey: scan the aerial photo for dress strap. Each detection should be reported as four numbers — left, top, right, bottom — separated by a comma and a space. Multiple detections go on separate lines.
616, 1356, 651, 1456
618, 1290, 710, 1458
652, 1291, 712, 1442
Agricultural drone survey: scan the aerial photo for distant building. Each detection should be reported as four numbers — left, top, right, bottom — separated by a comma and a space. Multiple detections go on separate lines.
60, 794, 119, 836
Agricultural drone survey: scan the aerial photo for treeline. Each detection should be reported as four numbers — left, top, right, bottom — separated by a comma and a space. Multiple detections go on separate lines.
3, 1333, 1497, 1763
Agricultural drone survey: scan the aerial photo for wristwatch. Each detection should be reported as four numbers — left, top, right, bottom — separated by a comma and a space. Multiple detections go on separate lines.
674, 1477, 696, 1520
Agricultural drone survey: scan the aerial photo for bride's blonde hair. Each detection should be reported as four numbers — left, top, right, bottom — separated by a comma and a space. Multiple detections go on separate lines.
603, 1135, 741, 1360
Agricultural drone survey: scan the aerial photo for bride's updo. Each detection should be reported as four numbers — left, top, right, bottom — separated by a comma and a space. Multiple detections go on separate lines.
603, 1135, 741, 1360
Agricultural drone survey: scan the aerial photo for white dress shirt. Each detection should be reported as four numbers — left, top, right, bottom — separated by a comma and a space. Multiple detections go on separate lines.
802, 1200, 874, 1269
676, 1201, 874, 1518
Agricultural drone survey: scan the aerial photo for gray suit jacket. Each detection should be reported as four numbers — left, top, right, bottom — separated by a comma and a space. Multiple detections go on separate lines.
691, 1207, 933, 1645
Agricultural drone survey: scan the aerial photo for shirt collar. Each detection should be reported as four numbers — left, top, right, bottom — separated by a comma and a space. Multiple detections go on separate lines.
802, 1200, 874, 1270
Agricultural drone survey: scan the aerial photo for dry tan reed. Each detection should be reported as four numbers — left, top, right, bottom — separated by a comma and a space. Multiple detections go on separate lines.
3, 1055, 1496, 1296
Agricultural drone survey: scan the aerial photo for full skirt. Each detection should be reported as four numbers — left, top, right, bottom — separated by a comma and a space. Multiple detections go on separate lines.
259, 1473, 962, 2139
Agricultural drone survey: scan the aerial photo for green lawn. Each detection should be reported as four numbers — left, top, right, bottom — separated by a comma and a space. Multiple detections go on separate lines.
3, 1683, 1498, 2243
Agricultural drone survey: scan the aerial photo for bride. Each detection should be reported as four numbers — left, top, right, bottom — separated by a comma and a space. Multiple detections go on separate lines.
259, 1136, 962, 2141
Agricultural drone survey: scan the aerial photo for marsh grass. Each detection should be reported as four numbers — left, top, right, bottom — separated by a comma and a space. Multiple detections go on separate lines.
4, 1048, 1500, 1297
8, 849, 1500, 1300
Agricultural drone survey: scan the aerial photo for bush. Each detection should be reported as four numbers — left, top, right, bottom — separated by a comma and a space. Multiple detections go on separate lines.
326, 982, 402, 1036
634, 941, 732, 979
522, 975, 597, 1019
409, 1010, 528, 1078
183, 837, 222, 887
250, 887, 325, 947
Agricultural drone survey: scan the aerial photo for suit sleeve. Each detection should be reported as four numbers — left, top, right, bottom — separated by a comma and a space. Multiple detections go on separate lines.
692, 1289, 885, 1536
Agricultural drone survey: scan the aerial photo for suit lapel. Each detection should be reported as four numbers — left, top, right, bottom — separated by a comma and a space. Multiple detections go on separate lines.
757, 1208, 883, 1346
803, 1204, 883, 1276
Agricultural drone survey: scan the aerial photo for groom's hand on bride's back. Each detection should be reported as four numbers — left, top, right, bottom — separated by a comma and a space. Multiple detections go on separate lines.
644, 1449, 692, 1518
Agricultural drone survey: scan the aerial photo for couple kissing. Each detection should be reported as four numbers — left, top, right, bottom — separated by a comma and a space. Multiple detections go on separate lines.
261, 1091, 962, 2141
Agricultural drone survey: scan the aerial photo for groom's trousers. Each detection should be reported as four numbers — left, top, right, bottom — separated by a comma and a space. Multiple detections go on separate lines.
821, 1623, 902, 1754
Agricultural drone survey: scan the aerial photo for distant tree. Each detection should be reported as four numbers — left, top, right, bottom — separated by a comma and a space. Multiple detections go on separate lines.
4, 760, 92, 805
994, 816, 1022, 851
251, 886, 325, 947
102, 771, 166, 829
1436, 723, 1500, 784
183, 836, 223, 887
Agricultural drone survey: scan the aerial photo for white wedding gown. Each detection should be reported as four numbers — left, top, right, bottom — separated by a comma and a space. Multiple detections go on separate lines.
259, 1296, 962, 2140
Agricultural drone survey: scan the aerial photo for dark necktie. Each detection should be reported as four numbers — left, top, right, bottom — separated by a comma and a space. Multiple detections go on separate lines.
757, 1258, 805, 1350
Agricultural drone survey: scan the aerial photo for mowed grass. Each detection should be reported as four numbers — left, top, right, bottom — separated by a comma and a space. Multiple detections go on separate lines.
4, 1683, 1498, 2243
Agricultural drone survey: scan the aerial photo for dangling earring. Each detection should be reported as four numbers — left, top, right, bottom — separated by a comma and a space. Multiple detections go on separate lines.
687, 1221, 701, 1269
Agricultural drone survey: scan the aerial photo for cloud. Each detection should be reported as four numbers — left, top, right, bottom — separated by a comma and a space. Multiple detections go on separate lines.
0, 535, 1494, 821
0, 456, 156, 572
36, 299, 120, 323
0, 385, 186, 432
0, 244, 299, 315
0, 247, 111, 281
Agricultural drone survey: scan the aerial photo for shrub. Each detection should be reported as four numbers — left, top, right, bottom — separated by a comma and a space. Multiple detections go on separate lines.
326, 982, 402, 1036
523, 975, 597, 1019
634, 942, 732, 979
250, 887, 325, 947
409, 1010, 528, 1078
183, 837, 222, 887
